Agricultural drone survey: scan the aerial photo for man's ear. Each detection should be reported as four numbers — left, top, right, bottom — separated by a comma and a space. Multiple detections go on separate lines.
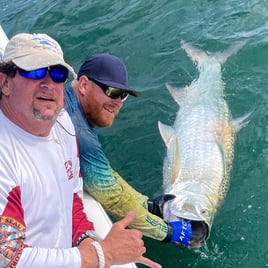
0, 73, 10, 96
78, 75, 89, 96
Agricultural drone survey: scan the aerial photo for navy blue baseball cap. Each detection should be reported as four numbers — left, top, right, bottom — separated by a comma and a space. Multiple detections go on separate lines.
77, 53, 141, 97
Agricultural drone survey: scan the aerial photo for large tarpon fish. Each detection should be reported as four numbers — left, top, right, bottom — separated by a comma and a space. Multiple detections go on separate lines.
158, 40, 251, 248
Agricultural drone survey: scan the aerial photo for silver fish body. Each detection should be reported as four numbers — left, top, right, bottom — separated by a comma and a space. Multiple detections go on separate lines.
158, 41, 250, 248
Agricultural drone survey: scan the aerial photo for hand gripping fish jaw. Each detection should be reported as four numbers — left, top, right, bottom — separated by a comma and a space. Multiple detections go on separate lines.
147, 194, 209, 247
163, 194, 214, 248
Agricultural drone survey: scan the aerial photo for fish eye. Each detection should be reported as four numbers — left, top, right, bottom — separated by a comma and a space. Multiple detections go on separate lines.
201, 209, 209, 217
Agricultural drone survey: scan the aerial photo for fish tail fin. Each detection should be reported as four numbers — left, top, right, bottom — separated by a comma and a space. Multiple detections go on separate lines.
180, 39, 248, 66
180, 40, 209, 66
215, 40, 248, 64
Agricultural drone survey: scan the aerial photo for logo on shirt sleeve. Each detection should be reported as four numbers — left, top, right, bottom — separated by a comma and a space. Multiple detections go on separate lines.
0, 216, 25, 267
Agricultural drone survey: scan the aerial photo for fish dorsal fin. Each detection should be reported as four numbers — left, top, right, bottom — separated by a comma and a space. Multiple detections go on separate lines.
158, 121, 175, 147
165, 82, 187, 106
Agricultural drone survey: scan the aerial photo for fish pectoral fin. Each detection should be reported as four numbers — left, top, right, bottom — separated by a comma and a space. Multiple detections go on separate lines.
165, 83, 187, 106
158, 121, 175, 147
232, 111, 253, 132
158, 123, 181, 185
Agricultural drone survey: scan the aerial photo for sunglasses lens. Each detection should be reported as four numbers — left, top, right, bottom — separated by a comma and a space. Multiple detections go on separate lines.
92, 80, 129, 101
49, 66, 68, 83
106, 87, 121, 99
18, 65, 68, 83
106, 87, 129, 101
120, 91, 129, 101
18, 68, 47, 80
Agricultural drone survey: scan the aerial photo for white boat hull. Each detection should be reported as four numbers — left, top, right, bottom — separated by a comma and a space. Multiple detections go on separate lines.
83, 192, 137, 268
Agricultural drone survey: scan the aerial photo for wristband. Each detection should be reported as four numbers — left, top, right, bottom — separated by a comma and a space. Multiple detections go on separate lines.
77, 230, 101, 246
91, 241, 105, 268
162, 222, 173, 242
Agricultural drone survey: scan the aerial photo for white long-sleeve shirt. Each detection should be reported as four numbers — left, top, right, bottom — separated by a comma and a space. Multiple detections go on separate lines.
0, 109, 94, 268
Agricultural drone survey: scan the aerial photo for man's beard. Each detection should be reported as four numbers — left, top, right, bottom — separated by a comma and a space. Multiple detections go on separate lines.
33, 107, 62, 121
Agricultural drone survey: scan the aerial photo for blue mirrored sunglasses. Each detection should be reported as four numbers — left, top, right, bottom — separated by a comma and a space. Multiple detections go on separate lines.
92, 79, 129, 102
17, 65, 69, 83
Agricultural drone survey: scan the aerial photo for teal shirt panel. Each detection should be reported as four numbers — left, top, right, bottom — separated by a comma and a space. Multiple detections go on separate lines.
64, 87, 117, 191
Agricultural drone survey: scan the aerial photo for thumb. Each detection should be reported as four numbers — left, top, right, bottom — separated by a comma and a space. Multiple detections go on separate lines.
119, 211, 136, 229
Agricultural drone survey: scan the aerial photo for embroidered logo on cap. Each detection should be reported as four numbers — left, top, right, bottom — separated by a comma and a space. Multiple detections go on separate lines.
32, 37, 58, 52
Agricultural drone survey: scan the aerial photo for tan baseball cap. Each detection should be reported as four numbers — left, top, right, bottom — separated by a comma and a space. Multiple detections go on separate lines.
3, 32, 76, 78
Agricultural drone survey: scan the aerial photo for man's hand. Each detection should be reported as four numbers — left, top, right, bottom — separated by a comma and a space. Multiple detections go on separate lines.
168, 221, 192, 247
79, 211, 162, 268
147, 194, 176, 218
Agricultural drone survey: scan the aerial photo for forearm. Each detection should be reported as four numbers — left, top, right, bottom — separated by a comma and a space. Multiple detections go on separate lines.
84, 171, 168, 241
16, 247, 81, 268
113, 170, 149, 206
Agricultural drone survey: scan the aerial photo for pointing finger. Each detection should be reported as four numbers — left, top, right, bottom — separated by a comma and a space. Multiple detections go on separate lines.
137, 256, 162, 268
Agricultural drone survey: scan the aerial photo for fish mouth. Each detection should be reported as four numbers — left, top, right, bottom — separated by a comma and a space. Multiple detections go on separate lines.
163, 192, 214, 247
189, 220, 209, 248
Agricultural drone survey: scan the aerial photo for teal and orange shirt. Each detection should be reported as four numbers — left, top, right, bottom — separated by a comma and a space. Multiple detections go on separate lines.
64, 86, 168, 241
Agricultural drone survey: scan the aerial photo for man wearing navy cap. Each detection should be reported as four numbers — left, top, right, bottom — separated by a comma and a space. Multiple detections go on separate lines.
64, 53, 192, 246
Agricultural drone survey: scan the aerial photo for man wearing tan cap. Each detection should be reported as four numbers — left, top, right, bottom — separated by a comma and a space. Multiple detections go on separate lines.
0, 32, 161, 268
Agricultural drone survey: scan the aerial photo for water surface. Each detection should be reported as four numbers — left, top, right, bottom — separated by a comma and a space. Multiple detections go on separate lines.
1, 1, 267, 267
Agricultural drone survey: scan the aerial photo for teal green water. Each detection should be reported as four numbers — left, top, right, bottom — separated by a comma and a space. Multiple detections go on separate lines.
1, 1, 268, 267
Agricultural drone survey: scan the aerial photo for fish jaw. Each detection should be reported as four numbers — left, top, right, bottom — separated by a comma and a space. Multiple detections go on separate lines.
163, 184, 218, 247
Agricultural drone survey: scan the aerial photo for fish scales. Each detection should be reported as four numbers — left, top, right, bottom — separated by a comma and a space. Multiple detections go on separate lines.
159, 40, 250, 248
